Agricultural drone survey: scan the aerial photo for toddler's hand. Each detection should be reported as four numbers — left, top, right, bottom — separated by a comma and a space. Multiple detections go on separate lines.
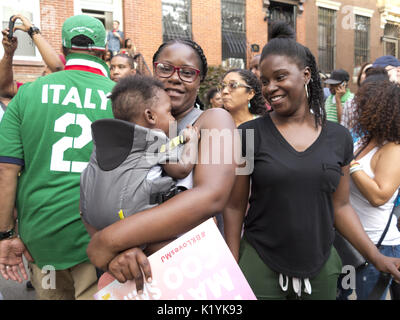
182, 125, 199, 143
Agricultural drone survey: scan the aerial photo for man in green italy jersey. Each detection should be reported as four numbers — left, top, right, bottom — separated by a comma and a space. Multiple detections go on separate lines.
0, 15, 115, 300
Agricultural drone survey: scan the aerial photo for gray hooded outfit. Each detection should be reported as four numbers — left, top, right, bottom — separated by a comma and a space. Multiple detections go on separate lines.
80, 118, 181, 230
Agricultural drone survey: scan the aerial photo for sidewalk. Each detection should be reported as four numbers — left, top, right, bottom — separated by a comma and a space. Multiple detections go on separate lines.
0, 257, 36, 300
0, 276, 36, 300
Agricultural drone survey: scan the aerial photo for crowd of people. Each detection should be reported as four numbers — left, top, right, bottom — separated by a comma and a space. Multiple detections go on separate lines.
0, 14, 399, 301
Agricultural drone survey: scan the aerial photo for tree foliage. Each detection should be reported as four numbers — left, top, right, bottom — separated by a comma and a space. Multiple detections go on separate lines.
199, 65, 228, 109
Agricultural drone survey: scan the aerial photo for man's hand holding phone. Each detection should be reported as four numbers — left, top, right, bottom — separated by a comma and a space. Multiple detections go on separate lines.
335, 81, 347, 99
7, 15, 15, 39
9, 15, 33, 34
2, 15, 35, 55
1, 28, 18, 57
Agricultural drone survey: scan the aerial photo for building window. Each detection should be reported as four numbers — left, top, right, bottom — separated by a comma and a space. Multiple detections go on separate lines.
81, 9, 113, 30
318, 7, 336, 73
268, 1, 296, 33
0, 0, 41, 60
383, 23, 400, 59
74, 0, 124, 34
354, 15, 370, 68
162, 0, 192, 42
221, 0, 246, 69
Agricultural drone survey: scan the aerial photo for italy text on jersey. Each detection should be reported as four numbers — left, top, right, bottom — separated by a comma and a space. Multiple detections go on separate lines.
41, 84, 109, 110
41, 84, 111, 173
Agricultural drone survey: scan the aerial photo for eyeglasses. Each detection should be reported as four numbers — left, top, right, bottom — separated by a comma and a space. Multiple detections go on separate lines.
218, 81, 252, 92
154, 62, 201, 83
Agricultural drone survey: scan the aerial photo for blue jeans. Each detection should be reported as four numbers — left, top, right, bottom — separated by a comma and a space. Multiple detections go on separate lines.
356, 245, 400, 300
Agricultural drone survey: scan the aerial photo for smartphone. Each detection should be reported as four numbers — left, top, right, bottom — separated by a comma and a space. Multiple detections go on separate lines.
8, 15, 15, 40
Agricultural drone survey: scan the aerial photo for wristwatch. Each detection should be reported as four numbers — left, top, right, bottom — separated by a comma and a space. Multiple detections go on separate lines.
0, 229, 16, 241
28, 26, 41, 38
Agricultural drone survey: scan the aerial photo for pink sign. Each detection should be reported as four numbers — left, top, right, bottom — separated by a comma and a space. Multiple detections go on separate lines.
94, 218, 256, 300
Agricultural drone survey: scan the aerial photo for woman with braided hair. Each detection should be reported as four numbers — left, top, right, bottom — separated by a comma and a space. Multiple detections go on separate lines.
223, 22, 400, 300
152, 38, 208, 113
86, 38, 239, 292
220, 69, 266, 127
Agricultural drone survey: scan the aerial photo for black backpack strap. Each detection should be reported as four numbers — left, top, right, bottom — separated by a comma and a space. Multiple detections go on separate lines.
354, 142, 369, 159
367, 191, 400, 300
149, 186, 186, 205
376, 191, 399, 248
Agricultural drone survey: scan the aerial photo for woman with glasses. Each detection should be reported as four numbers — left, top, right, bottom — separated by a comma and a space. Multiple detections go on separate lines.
86, 39, 239, 293
220, 69, 266, 127
223, 22, 400, 300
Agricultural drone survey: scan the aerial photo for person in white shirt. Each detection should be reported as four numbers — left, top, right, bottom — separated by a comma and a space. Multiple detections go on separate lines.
348, 79, 400, 300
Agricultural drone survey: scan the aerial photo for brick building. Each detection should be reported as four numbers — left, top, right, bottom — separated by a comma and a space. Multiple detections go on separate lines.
1, 0, 269, 83
297, 0, 400, 91
1, 0, 400, 91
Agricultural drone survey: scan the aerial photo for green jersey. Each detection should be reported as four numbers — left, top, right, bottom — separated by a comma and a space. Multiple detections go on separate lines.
0, 53, 115, 269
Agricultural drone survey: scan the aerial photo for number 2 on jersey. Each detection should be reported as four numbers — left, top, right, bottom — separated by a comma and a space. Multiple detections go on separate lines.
50, 113, 92, 173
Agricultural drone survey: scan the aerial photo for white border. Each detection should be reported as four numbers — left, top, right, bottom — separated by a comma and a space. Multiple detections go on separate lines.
380, 4, 400, 28
316, 0, 341, 11
66, 58, 108, 77
353, 6, 374, 18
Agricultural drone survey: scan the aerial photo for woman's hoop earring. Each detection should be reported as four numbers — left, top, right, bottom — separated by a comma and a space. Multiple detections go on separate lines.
304, 83, 309, 99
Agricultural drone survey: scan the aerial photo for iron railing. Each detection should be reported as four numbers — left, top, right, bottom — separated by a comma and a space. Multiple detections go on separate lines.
318, 7, 336, 73
221, 0, 246, 64
162, 0, 192, 42
354, 15, 370, 67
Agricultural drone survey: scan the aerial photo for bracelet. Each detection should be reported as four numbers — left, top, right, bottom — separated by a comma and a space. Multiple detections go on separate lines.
350, 163, 363, 175
350, 161, 360, 167
0, 228, 16, 241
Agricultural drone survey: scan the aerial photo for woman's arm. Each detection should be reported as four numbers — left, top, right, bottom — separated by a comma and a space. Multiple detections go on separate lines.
223, 173, 250, 261
87, 108, 239, 270
81, 219, 98, 238
351, 143, 400, 207
333, 165, 400, 281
